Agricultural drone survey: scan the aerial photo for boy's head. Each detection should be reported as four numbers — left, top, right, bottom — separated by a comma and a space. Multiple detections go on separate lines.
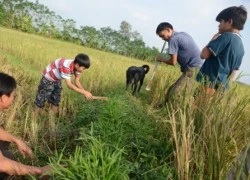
156, 22, 174, 41
0, 73, 16, 110
216, 5, 247, 33
74, 53, 90, 73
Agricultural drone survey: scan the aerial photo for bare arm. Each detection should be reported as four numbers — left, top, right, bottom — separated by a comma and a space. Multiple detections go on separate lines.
157, 54, 178, 66
74, 76, 84, 89
0, 128, 34, 159
65, 79, 93, 100
0, 152, 41, 175
0, 130, 51, 175
0, 128, 16, 143
229, 70, 238, 82
0, 151, 50, 175
200, 47, 212, 59
201, 33, 221, 59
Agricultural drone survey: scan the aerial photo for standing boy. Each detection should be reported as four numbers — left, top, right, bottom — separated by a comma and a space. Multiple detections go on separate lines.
196, 5, 247, 93
0, 72, 49, 177
35, 53, 93, 115
156, 22, 204, 104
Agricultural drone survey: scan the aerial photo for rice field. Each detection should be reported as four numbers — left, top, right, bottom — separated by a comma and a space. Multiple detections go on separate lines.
0, 27, 250, 179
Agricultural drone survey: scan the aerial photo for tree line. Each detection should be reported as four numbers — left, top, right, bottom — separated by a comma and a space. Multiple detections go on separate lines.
0, 0, 159, 61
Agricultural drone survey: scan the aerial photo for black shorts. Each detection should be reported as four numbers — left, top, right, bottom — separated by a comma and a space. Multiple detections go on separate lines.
35, 76, 62, 108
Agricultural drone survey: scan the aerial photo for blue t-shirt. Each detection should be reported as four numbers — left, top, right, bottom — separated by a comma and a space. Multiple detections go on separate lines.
168, 31, 204, 71
196, 32, 244, 89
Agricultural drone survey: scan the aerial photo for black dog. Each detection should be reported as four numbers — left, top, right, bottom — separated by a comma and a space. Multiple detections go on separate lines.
126, 65, 150, 95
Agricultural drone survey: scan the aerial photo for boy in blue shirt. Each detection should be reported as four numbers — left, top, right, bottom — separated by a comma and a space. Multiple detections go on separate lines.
196, 5, 247, 93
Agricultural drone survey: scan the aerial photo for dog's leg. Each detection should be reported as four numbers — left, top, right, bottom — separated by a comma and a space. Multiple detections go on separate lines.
132, 83, 137, 95
126, 76, 129, 90
138, 79, 144, 93
126, 73, 131, 90
131, 78, 134, 91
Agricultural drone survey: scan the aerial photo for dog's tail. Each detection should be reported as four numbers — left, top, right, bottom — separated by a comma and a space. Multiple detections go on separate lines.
142, 65, 150, 74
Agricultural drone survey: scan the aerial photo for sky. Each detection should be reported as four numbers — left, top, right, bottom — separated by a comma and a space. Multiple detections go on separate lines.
31, 0, 250, 85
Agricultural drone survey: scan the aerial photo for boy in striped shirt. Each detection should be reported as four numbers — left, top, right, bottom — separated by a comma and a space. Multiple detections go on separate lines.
34, 53, 93, 116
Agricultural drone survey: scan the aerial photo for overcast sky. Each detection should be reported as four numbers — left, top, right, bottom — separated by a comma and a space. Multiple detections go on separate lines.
32, 0, 250, 84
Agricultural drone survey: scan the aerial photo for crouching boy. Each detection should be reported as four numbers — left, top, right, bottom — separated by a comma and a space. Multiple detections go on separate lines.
34, 53, 93, 116
0, 72, 49, 178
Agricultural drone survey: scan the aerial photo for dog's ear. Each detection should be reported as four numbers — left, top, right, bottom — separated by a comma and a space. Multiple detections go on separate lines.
142, 65, 150, 74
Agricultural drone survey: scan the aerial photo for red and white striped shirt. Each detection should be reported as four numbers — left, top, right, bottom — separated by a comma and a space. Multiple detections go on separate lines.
43, 58, 80, 81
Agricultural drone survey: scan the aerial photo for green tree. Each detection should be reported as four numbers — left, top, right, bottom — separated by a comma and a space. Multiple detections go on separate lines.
49, 23, 62, 39
0, 4, 6, 25
119, 20, 132, 39
61, 19, 77, 41
15, 14, 34, 32
99, 27, 118, 51
79, 26, 100, 48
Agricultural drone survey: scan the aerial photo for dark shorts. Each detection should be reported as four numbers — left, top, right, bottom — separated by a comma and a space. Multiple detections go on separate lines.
35, 76, 62, 108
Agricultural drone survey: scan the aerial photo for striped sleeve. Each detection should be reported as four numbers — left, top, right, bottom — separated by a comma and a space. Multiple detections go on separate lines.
60, 66, 71, 79
59, 59, 71, 79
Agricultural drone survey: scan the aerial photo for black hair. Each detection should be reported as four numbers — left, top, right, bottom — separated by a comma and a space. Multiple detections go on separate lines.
156, 22, 173, 34
0, 72, 16, 97
74, 53, 90, 69
216, 5, 247, 30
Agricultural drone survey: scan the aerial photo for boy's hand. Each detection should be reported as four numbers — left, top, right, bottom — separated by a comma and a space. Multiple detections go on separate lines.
83, 90, 93, 100
156, 55, 165, 62
40, 165, 52, 173
14, 139, 34, 159
211, 33, 221, 41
